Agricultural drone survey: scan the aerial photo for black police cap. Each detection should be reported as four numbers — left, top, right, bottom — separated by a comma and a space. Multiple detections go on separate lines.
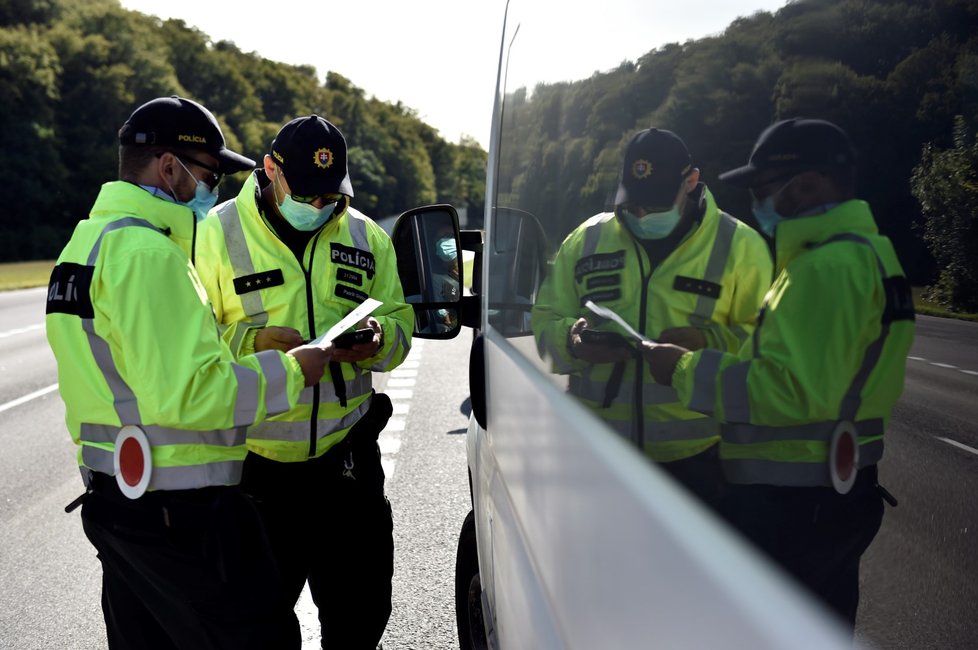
719, 118, 856, 188
269, 115, 354, 198
615, 128, 693, 210
118, 96, 255, 174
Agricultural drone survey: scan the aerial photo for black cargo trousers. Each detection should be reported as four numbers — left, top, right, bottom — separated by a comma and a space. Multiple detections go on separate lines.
80, 472, 300, 650
720, 464, 885, 631
240, 391, 395, 650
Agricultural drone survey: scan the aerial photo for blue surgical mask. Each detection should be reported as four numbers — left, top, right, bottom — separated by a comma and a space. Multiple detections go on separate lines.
274, 172, 337, 231
620, 206, 682, 239
751, 196, 782, 237
173, 157, 219, 222
436, 237, 456, 262
751, 175, 797, 237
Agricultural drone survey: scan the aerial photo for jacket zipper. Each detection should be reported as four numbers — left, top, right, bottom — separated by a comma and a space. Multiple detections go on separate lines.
301, 232, 323, 458
632, 239, 653, 450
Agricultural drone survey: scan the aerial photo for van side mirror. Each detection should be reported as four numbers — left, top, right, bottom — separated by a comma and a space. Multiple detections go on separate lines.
392, 204, 471, 339
486, 207, 547, 337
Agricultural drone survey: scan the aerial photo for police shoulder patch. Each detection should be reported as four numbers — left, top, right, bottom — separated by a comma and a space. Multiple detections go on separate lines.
46, 262, 94, 318
233, 269, 285, 295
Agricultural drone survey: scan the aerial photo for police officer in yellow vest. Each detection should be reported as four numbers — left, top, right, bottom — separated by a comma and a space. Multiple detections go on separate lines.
643, 118, 915, 631
195, 115, 413, 650
531, 128, 772, 508
45, 96, 332, 650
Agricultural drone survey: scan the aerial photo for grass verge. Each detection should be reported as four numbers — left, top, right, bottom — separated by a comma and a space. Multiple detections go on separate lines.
0, 260, 55, 291
912, 287, 978, 322
2, 261, 976, 325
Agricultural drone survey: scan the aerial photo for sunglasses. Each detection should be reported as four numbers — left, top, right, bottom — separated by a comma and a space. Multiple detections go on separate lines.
289, 192, 342, 205
158, 152, 222, 189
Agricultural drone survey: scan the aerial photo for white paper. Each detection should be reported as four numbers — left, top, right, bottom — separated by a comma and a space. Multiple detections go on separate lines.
584, 300, 652, 343
309, 298, 383, 347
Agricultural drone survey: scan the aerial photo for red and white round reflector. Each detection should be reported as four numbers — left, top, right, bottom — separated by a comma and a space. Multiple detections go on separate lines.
829, 420, 859, 495
113, 425, 152, 499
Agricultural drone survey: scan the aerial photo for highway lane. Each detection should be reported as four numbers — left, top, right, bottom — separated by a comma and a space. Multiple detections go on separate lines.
2, 286, 976, 648
0, 287, 470, 649
857, 315, 978, 650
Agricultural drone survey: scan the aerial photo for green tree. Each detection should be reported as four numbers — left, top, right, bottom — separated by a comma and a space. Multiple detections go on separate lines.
0, 24, 64, 259
911, 115, 978, 312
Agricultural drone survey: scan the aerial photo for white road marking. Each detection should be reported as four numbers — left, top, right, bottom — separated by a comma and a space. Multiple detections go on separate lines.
936, 437, 978, 457
907, 356, 978, 376
0, 323, 44, 338
0, 383, 59, 414
297, 341, 423, 647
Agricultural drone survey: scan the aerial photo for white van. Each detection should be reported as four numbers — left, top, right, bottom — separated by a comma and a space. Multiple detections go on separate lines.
392, 1, 855, 647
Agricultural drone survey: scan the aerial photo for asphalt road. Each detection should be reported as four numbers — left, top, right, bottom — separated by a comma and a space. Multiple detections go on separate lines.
856, 315, 978, 650
0, 287, 471, 650
1, 285, 975, 649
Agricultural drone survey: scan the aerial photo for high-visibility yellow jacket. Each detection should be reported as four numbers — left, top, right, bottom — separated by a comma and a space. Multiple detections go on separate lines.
531, 187, 773, 462
195, 172, 413, 462
672, 200, 915, 486
45, 181, 305, 491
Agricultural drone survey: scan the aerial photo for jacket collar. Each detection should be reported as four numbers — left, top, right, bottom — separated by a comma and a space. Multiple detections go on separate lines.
92, 181, 197, 242
774, 199, 878, 273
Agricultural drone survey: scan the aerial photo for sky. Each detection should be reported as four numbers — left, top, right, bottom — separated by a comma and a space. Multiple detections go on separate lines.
117, 0, 790, 150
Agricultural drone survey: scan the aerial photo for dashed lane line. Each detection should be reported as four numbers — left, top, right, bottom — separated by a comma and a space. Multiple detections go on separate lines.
907, 356, 978, 378
936, 436, 978, 457
0, 323, 45, 338
0, 383, 59, 414
297, 340, 422, 648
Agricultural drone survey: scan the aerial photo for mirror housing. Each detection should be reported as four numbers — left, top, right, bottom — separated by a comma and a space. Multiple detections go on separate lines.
392, 204, 481, 339
485, 207, 547, 337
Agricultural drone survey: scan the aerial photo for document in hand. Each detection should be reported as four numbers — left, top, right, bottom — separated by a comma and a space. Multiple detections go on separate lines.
584, 300, 652, 344
309, 298, 383, 347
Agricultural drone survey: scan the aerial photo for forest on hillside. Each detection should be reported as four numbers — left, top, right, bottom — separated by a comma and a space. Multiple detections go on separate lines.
2, 0, 977, 309
0, 0, 487, 261
494, 0, 978, 310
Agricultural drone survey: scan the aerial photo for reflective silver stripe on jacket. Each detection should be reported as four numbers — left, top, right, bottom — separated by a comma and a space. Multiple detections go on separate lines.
298, 369, 372, 404
78, 218, 262, 490
219, 202, 377, 408
348, 209, 412, 370
84, 218, 159, 425
249, 397, 371, 443
82, 445, 244, 489
719, 233, 894, 485
570, 370, 679, 407
254, 350, 291, 416
688, 212, 737, 330
81, 423, 247, 447
570, 371, 717, 443
602, 416, 717, 446
370, 323, 410, 371
217, 200, 269, 350
346, 208, 371, 250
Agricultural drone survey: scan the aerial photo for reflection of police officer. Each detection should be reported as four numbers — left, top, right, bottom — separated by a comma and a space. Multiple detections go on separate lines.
644, 119, 915, 631
531, 128, 772, 510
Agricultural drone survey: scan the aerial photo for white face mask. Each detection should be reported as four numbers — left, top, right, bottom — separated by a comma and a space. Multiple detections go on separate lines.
620, 205, 682, 239
274, 171, 337, 231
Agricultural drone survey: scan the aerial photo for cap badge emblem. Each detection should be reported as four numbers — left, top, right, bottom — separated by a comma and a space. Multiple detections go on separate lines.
314, 148, 334, 169
631, 159, 653, 180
